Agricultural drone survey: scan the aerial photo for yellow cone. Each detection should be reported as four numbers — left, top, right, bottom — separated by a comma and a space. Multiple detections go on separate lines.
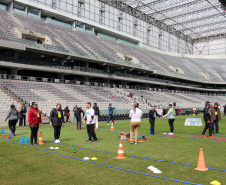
210, 180, 221, 185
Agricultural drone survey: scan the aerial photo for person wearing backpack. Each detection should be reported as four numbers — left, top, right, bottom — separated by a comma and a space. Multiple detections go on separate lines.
50, 103, 65, 144
5, 104, 18, 136
163, 104, 175, 135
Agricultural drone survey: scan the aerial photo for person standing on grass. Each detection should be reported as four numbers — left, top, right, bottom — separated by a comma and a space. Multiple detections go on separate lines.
18, 106, 24, 127
75, 106, 85, 130
83, 102, 98, 143
21, 103, 27, 126
73, 104, 78, 123
28, 102, 42, 145
201, 101, 215, 139
63, 106, 70, 123
129, 103, 143, 144
163, 104, 175, 135
50, 103, 65, 144
107, 103, 116, 125
93, 103, 99, 129
149, 106, 161, 136
5, 104, 18, 136
210, 102, 221, 135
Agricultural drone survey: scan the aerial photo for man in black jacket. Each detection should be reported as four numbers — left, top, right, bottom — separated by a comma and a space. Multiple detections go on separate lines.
93, 103, 99, 129
149, 107, 161, 136
50, 104, 65, 143
201, 101, 215, 139
21, 104, 27, 126
75, 106, 85, 130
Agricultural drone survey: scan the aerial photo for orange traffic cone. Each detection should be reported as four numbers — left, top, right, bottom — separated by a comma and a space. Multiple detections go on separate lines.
195, 148, 208, 171
111, 122, 114, 130
115, 141, 126, 159
75, 126, 77, 129
7, 134, 10, 140
38, 132, 44, 145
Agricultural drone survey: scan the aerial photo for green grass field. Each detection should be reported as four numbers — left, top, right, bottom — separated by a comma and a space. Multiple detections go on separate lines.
0, 115, 226, 185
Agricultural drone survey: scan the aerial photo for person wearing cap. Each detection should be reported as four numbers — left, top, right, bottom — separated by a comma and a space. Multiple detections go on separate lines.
148, 106, 161, 136
50, 103, 65, 144
28, 102, 42, 145
201, 101, 215, 139
21, 103, 27, 126
163, 104, 175, 135
5, 104, 18, 136
210, 102, 221, 135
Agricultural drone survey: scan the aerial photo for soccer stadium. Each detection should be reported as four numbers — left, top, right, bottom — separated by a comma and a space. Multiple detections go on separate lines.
0, 0, 226, 184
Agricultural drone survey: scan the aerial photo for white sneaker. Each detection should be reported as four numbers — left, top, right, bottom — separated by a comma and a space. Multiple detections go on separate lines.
57, 139, 61, 143
54, 140, 58, 144
168, 133, 174, 135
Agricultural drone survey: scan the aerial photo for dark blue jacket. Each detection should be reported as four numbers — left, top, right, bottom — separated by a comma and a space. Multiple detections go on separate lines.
108, 106, 115, 115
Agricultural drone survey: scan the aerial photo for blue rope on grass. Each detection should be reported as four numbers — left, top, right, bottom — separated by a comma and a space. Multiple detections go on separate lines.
0, 138, 202, 185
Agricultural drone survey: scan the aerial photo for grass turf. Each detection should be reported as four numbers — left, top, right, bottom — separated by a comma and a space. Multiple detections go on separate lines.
0, 115, 226, 185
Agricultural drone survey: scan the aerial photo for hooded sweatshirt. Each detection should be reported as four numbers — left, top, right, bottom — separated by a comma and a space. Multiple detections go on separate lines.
28, 107, 42, 126
5, 108, 18, 121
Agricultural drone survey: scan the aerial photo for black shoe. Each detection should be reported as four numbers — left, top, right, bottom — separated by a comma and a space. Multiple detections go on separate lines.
34, 143, 39, 145
86, 140, 92, 142
12, 133, 16, 136
31, 143, 34, 146
93, 140, 98, 143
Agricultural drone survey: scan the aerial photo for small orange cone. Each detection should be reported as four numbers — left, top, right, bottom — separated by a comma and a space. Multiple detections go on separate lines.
75, 126, 77, 129
115, 141, 126, 159
111, 122, 114, 130
38, 132, 44, 145
7, 134, 10, 140
195, 148, 208, 171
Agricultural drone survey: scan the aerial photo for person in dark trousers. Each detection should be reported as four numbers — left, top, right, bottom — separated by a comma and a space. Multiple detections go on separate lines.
63, 106, 70, 123
75, 105, 85, 130
73, 104, 78, 123
210, 102, 221, 135
107, 103, 116, 125
28, 102, 42, 145
5, 104, 18, 136
93, 103, 99, 129
224, 104, 226, 116
21, 103, 27, 126
201, 101, 215, 139
163, 104, 175, 135
18, 106, 24, 127
50, 103, 65, 144
83, 102, 98, 143
149, 106, 162, 136
195, 108, 199, 116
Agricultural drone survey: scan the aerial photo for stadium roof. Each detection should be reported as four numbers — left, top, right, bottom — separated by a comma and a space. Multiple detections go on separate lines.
101, 0, 226, 42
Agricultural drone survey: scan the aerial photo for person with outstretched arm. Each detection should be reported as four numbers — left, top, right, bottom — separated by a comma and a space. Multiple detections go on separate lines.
163, 104, 175, 135
201, 101, 215, 139
107, 103, 116, 125
28, 102, 42, 145
75, 106, 85, 130
83, 102, 98, 143
149, 106, 162, 136
49, 103, 65, 144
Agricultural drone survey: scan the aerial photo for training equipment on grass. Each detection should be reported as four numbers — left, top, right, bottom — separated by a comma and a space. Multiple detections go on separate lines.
91, 157, 97, 160
9, 134, 12, 139
195, 148, 208, 171
73, 147, 76, 153
49, 147, 54, 149
25, 137, 28, 143
127, 136, 149, 142
83, 157, 90, 160
38, 132, 44, 145
20, 137, 24, 143
55, 147, 59, 149
111, 122, 114, 130
163, 133, 167, 135
147, 166, 162, 174
7, 134, 10, 140
0, 129, 4, 134
210, 180, 221, 185
115, 140, 126, 159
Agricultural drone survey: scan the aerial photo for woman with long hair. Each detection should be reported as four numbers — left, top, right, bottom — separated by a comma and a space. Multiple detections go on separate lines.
18, 106, 23, 127
63, 106, 70, 123
5, 104, 18, 136
163, 104, 175, 135
129, 102, 143, 144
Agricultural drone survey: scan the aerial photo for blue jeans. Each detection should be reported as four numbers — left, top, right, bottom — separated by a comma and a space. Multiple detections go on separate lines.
73, 115, 77, 123
107, 114, 115, 124
211, 120, 219, 134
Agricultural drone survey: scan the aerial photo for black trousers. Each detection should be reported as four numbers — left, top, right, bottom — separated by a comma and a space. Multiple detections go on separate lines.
202, 122, 212, 136
168, 119, 175, 133
53, 126, 61, 140
23, 115, 26, 126
66, 116, 69, 122
76, 116, 82, 129
8, 120, 17, 134
149, 119, 155, 134
30, 126, 39, 144
19, 118, 23, 126
87, 124, 97, 141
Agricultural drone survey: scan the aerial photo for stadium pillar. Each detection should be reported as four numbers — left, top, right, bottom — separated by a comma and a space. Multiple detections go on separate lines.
10, 68, 18, 76
121, 81, 127, 86
25, 6, 28, 14
72, 21, 76, 30
84, 76, 89, 82
7, 1, 13, 11
104, 66, 109, 72
57, 73, 64, 80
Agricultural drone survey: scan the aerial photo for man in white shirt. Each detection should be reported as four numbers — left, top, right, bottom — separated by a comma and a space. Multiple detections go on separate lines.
83, 102, 98, 143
